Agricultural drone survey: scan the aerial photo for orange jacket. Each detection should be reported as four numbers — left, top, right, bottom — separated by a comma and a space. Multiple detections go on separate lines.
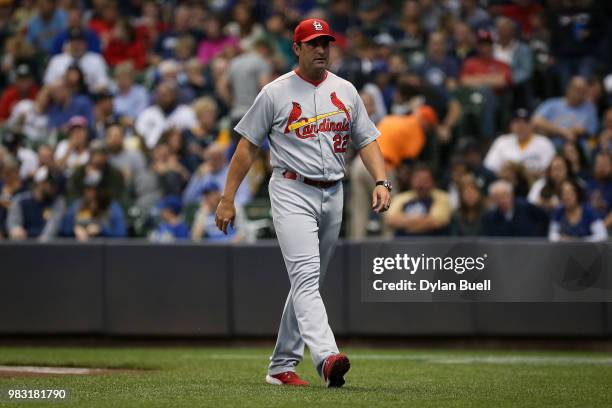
376, 114, 425, 168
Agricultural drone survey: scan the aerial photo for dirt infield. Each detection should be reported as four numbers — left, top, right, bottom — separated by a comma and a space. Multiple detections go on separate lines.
0, 365, 138, 377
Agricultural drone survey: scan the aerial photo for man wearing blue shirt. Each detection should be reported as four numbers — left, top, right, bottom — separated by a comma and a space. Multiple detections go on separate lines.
532, 76, 599, 146
27, 0, 67, 55
47, 79, 94, 130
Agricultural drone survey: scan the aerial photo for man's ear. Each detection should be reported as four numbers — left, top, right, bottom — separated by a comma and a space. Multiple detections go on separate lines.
292, 42, 301, 58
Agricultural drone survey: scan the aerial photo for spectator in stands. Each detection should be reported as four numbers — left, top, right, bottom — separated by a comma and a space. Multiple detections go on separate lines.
484, 108, 555, 179
105, 123, 158, 212
548, 3, 603, 87
50, 5, 101, 55
264, 13, 294, 70
36, 143, 65, 194
8, 86, 51, 145
183, 97, 225, 161
1, 129, 38, 180
225, 2, 265, 52
460, 140, 497, 193
531, 76, 599, 146
149, 195, 190, 242
6, 166, 65, 241
191, 181, 242, 242
26, 0, 67, 55
223, 38, 273, 131
461, 0, 491, 31
91, 90, 118, 139
133, 0, 168, 52
483, 179, 548, 237
395, 70, 462, 146
154, 4, 202, 61
67, 139, 125, 203
64, 64, 89, 97
349, 105, 438, 238
150, 141, 189, 198
47, 79, 93, 130
593, 107, 612, 158
44, 28, 110, 93
104, 17, 147, 71
61, 183, 126, 241
0, 154, 26, 239
183, 143, 251, 206
384, 163, 451, 236
549, 179, 608, 242
497, 161, 530, 198
153, 59, 194, 105
450, 181, 486, 236
451, 21, 476, 64
416, 31, 460, 97
460, 29, 513, 138
88, 0, 119, 47
196, 14, 239, 67
157, 128, 199, 174
493, 17, 533, 109
135, 80, 197, 149
561, 141, 590, 180
184, 58, 207, 98
586, 152, 612, 230
395, 0, 426, 55
528, 155, 573, 212
0, 64, 38, 121
53, 116, 90, 177
112, 62, 148, 123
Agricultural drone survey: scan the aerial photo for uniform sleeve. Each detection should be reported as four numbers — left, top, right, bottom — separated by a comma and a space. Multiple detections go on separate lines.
233, 88, 274, 147
350, 87, 380, 149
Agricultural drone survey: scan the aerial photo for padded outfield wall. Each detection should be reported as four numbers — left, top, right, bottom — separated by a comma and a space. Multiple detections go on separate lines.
0, 239, 610, 337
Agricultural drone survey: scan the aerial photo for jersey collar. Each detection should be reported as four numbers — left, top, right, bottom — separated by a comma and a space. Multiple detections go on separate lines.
294, 68, 328, 87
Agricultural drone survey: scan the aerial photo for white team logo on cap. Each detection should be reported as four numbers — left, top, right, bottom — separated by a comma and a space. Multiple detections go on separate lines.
313, 21, 323, 31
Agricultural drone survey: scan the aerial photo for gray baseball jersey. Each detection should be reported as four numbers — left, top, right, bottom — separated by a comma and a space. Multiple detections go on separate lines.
234, 70, 380, 180
235, 69, 379, 382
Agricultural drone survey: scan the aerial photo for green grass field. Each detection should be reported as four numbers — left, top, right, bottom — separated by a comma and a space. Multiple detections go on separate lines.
0, 346, 611, 407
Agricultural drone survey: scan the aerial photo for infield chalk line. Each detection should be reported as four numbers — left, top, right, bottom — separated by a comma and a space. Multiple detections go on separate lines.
205, 354, 612, 366
0, 366, 108, 375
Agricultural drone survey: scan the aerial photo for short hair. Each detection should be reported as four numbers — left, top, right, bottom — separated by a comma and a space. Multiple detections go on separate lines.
488, 179, 513, 196
192, 96, 218, 116
114, 61, 135, 77
411, 162, 433, 176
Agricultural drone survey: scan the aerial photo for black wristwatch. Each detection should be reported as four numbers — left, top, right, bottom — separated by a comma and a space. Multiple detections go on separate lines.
375, 180, 392, 192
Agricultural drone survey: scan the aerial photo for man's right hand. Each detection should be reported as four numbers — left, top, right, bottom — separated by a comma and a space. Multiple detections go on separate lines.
215, 196, 236, 234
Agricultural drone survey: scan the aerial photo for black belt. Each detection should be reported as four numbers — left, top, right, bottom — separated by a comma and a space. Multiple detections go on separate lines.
281, 170, 339, 189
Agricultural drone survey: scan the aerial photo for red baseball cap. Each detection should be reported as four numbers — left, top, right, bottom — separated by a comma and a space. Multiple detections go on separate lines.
294, 18, 336, 43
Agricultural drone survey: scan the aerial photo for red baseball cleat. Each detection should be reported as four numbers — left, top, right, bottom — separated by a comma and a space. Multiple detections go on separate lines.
322, 353, 350, 388
265, 371, 309, 386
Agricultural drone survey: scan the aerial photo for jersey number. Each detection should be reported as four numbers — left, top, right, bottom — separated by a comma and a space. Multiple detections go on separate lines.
333, 134, 349, 153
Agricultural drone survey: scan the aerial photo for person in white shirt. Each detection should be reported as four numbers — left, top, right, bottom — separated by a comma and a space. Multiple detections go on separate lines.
484, 108, 556, 178
44, 28, 110, 93
134, 80, 197, 149
53, 116, 90, 177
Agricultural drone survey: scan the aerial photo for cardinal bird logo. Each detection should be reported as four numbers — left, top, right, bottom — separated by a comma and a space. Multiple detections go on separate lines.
284, 102, 302, 134
284, 93, 351, 138
330, 92, 350, 121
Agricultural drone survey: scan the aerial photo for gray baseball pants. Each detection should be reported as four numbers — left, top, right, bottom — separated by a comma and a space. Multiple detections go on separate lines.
267, 169, 342, 378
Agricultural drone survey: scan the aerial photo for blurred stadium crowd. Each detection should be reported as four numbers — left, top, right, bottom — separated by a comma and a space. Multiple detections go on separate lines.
0, 0, 611, 243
